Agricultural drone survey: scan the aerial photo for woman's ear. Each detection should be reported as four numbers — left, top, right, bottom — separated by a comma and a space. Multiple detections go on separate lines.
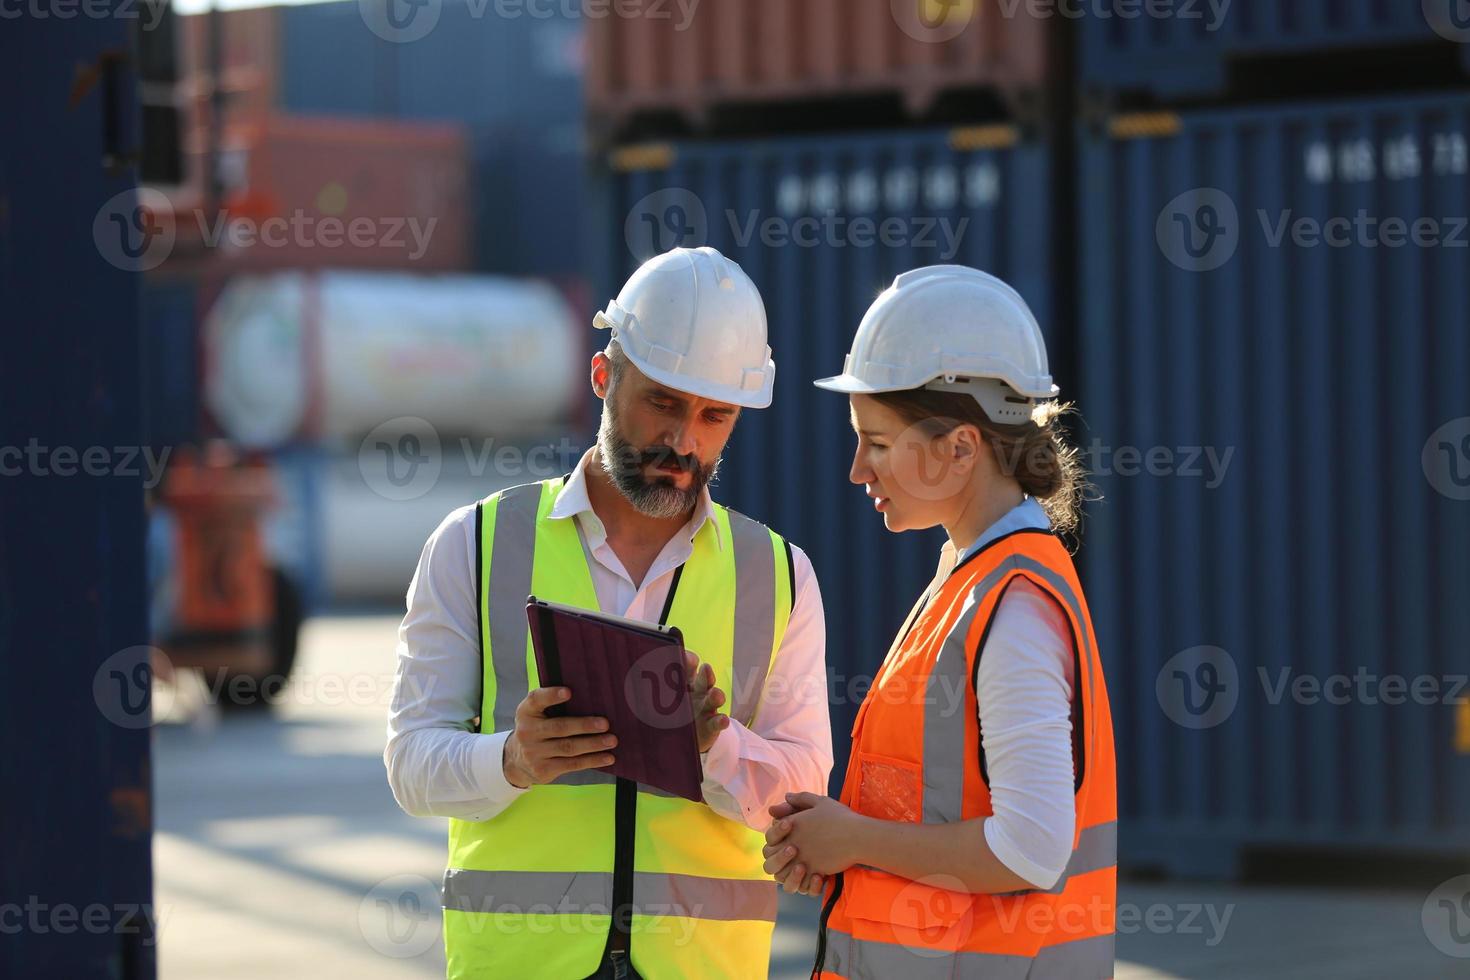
948, 424, 983, 470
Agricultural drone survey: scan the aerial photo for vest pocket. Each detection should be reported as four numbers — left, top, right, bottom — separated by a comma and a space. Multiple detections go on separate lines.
852, 749, 922, 824
841, 866, 977, 954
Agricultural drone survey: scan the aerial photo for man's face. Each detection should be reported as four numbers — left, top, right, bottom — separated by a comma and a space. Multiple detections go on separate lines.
593, 353, 741, 519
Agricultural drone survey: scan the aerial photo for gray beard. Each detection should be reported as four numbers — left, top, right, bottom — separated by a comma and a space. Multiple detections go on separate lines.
596, 402, 719, 520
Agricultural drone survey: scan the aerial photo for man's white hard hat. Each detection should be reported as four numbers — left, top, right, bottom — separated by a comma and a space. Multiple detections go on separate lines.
814, 265, 1058, 425
594, 246, 776, 409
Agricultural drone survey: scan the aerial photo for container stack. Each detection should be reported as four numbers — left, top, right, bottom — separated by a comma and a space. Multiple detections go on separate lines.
142, 3, 591, 610
587, 0, 1073, 786
1073, 8, 1470, 876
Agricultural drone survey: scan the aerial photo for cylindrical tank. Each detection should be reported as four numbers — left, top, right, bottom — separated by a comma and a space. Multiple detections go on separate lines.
203, 271, 581, 448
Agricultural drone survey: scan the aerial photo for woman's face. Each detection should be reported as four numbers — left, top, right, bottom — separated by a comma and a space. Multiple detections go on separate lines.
848, 394, 975, 533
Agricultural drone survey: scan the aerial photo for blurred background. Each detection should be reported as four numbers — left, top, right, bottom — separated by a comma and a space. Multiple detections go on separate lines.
5, 1, 1470, 978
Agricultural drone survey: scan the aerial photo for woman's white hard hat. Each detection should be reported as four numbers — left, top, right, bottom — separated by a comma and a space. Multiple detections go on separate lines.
814, 265, 1058, 425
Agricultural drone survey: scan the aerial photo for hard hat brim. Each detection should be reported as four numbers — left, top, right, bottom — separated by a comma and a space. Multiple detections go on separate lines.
812, 373, 900, 395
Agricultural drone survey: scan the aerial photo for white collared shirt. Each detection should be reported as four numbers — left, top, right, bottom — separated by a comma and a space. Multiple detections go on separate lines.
385, 451, 832, 830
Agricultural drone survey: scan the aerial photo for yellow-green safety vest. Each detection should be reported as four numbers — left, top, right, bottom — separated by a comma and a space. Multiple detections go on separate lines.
443, 476, 796, 979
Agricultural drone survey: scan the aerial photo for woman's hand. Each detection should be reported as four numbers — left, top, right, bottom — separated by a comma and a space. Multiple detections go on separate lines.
764, 801, 823, 896
763, 792, 868, 893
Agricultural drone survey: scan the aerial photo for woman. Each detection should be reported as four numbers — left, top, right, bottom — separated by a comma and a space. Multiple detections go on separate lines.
764, 266, 1117, 979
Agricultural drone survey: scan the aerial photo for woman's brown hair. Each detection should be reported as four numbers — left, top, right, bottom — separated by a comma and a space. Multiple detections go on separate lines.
870, 387, 1090, 541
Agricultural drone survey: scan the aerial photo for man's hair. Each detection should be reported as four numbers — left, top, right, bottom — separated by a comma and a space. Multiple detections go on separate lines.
604, 338, 630, 392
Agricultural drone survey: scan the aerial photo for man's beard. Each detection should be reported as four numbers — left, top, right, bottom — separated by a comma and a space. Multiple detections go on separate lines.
596, 400, 720, 519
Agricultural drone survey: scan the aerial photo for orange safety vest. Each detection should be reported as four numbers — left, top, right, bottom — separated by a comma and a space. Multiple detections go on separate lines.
815, 528, 1117, 979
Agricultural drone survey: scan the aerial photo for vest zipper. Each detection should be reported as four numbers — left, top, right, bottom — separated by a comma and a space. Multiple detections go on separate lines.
606, 563, 687, 962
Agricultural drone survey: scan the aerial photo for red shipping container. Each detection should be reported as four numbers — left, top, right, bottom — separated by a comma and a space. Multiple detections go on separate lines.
173, 114, 471, 273
586, 0, 1051, 132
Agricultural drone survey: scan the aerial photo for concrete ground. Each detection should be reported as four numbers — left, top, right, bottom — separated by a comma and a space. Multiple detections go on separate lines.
151, 614, 1469, 979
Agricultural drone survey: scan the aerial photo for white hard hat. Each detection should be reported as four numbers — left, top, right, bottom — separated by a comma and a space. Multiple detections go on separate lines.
814, 265, 1058, 425
593, 246, 776, 409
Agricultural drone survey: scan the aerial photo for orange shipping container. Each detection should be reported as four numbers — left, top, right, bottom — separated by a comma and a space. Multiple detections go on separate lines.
586, 0, 1052, 133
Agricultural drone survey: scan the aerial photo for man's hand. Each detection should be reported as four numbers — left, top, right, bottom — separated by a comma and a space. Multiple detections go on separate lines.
685, 650, 729, 754
502, 687, 616, 788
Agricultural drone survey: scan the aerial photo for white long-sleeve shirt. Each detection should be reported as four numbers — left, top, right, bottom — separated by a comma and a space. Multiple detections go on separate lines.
384, 452, 832, 832
959, 498, 1078, 891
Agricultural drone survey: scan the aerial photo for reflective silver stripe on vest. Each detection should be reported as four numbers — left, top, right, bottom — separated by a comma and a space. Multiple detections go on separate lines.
549, 771, 680, 797
442, 869, 777, 923
823, 928, 1113, 979
487, 483, 544, 733
921, 559, 1017, 824
923, 554, 1100, 825
726, 510, 778, 726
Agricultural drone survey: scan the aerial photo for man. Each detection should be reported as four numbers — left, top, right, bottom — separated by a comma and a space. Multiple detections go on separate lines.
386, 246, 832, 979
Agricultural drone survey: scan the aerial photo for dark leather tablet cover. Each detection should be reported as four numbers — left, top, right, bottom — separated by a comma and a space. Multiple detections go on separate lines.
527, 598, 704, 802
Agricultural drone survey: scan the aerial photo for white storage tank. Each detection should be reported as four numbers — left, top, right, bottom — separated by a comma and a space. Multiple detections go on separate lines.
204, 271, 581, 448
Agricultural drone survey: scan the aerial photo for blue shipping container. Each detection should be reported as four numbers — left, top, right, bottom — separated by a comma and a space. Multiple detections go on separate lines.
140, 276, 201, 452
596, 126, 1057, 786
1, 20, 156, 978
1081, 0, 1470, 98
1079, 91, 1470, 875
279, 0, 585, 277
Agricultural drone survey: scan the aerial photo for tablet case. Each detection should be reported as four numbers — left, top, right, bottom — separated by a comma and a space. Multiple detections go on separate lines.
526, 596, 704, 802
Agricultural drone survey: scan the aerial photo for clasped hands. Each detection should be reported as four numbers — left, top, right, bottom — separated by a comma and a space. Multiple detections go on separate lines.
762, 792, 865, 897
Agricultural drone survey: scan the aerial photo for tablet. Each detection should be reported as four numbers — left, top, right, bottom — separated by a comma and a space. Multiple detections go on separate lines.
526, 596, 704, 802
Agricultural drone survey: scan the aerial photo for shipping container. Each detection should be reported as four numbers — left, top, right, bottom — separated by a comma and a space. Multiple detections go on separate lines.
1080, 0, 1470, 100
179, 5, 281, 128
1078, 92, 1470, 875
277, 0, 587, 276
2, 22, 156, 978
179, 114, 471, 272
586, 0, 1052, 136
140, 275, 202, 451
595, 125, 1058, 785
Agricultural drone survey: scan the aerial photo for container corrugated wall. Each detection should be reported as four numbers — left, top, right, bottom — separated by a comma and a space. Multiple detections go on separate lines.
596, 126, 1056, 783
140, 276, 201, 452
1079, 92, 1470, 874
586, 0, 1050, 132
1081, 1, 1466, 98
